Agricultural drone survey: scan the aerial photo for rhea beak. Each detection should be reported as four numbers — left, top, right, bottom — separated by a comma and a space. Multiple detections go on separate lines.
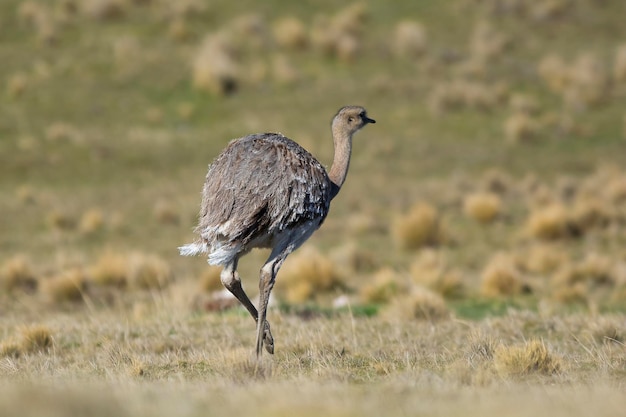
364, 116, 376, 124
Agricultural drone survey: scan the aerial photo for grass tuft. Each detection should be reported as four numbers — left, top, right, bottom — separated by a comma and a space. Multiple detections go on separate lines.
494, 339, 563, 377
525, 203, 572, 240
79, 208, 105, 235
359, 267, 404, 304
481, 253, 524, 298
43, 268, 86, 303
90, 251, 128, 288
128, 253, 172, 290
463, 192, 502, 224
410, 249, 464, 298
273, 17, 309, 50
384, 285, 450, 321
391, 20, 427, 58
192, 33, 240, 96
1, 255, 38, 293
392, 202, 447, 250
0, 340, 22, 358
198, 266, 223, 293
277, 247, 344, 304
19, 325, 54, 354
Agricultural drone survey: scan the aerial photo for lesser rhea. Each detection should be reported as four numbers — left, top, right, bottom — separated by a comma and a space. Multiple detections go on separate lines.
180, 106, 375, 357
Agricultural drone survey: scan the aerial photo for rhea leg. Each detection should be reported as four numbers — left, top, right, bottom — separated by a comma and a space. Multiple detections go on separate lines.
220, 260, 274, 354
255, 254, 287, 357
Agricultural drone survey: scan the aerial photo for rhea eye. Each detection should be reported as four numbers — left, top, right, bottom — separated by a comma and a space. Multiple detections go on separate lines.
348, 117, 354, 123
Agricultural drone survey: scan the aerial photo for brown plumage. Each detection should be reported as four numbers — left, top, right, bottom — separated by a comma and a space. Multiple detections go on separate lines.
180, 106, 375, 357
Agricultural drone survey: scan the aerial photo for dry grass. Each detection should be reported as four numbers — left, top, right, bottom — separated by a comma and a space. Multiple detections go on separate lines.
276, 247, 344, 303
42, 268, 86, 303
463, 192, 502, 224
525, 203, 572, 240
383, 285, 450, 321
359, 267, 405, 304
504, 112, 541, 144
198, 265, 223, 293
89, 251, 129, 288
481, 253, 524, 297
0, 255, 38, 293
392, 202, 447, 250
127, 253, 173, 290
18, 325, 54, 354
272, 16, 309, 50
409, 249, 464, 298
79, 208, 105, 235
2, 1, 626, 415
494, 339, 563, 377
391, 20, 427, 58
192, 33, 240, 96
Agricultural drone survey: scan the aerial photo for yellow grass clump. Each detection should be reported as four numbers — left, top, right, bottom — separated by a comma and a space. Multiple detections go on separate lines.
554, 253, 615, 288
504, 112, 541, 144
569, 196, 613, 232
19, 325, 54, 354
331, 242, 377, 274
525, 203, 571, 240
43, 268, 86, 303
89, 251, 129, 288
0, 340, 21, 358
128, 253, 172, 290
391, 20, 427, 58
564, 53, 610, 110
310, 3, 367, 63
277, 247, 344, 304
469, 20, 509, 61
409, 249, 464, 298
481, 253, 524, 297
1, 255, 38, 293
538, 53, 570, 93
463, 192, 502, 224
192, 33, 240, 96
522, 243, 568, 275
198, 266, 223, 293
359, 267, 405, 304
79, 208, 105, 235
392, 202, 447, 250
383, 285, 450, 321
272, 16, 309, 50
494, 339, 563, 377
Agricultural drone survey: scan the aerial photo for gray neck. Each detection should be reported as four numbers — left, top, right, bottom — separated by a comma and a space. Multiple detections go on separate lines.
328, 124, 353, 200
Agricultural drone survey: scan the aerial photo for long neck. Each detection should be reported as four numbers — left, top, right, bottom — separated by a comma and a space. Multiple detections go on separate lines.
328, 123, 353, 200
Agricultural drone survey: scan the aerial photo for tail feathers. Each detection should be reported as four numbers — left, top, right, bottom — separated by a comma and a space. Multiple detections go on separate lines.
178, 242, 208, 257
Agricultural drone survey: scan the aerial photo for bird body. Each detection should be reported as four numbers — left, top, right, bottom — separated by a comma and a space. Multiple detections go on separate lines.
180, 106, 375, 357
179, 133, 332, 266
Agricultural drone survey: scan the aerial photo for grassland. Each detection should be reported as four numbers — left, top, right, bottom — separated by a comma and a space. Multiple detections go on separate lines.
1, 0, 626, 415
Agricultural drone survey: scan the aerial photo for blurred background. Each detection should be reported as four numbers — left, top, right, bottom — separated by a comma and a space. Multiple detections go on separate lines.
1, 0, 626, 317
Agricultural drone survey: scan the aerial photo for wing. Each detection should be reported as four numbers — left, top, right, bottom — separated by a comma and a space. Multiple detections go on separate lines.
197, 133, 332, 248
